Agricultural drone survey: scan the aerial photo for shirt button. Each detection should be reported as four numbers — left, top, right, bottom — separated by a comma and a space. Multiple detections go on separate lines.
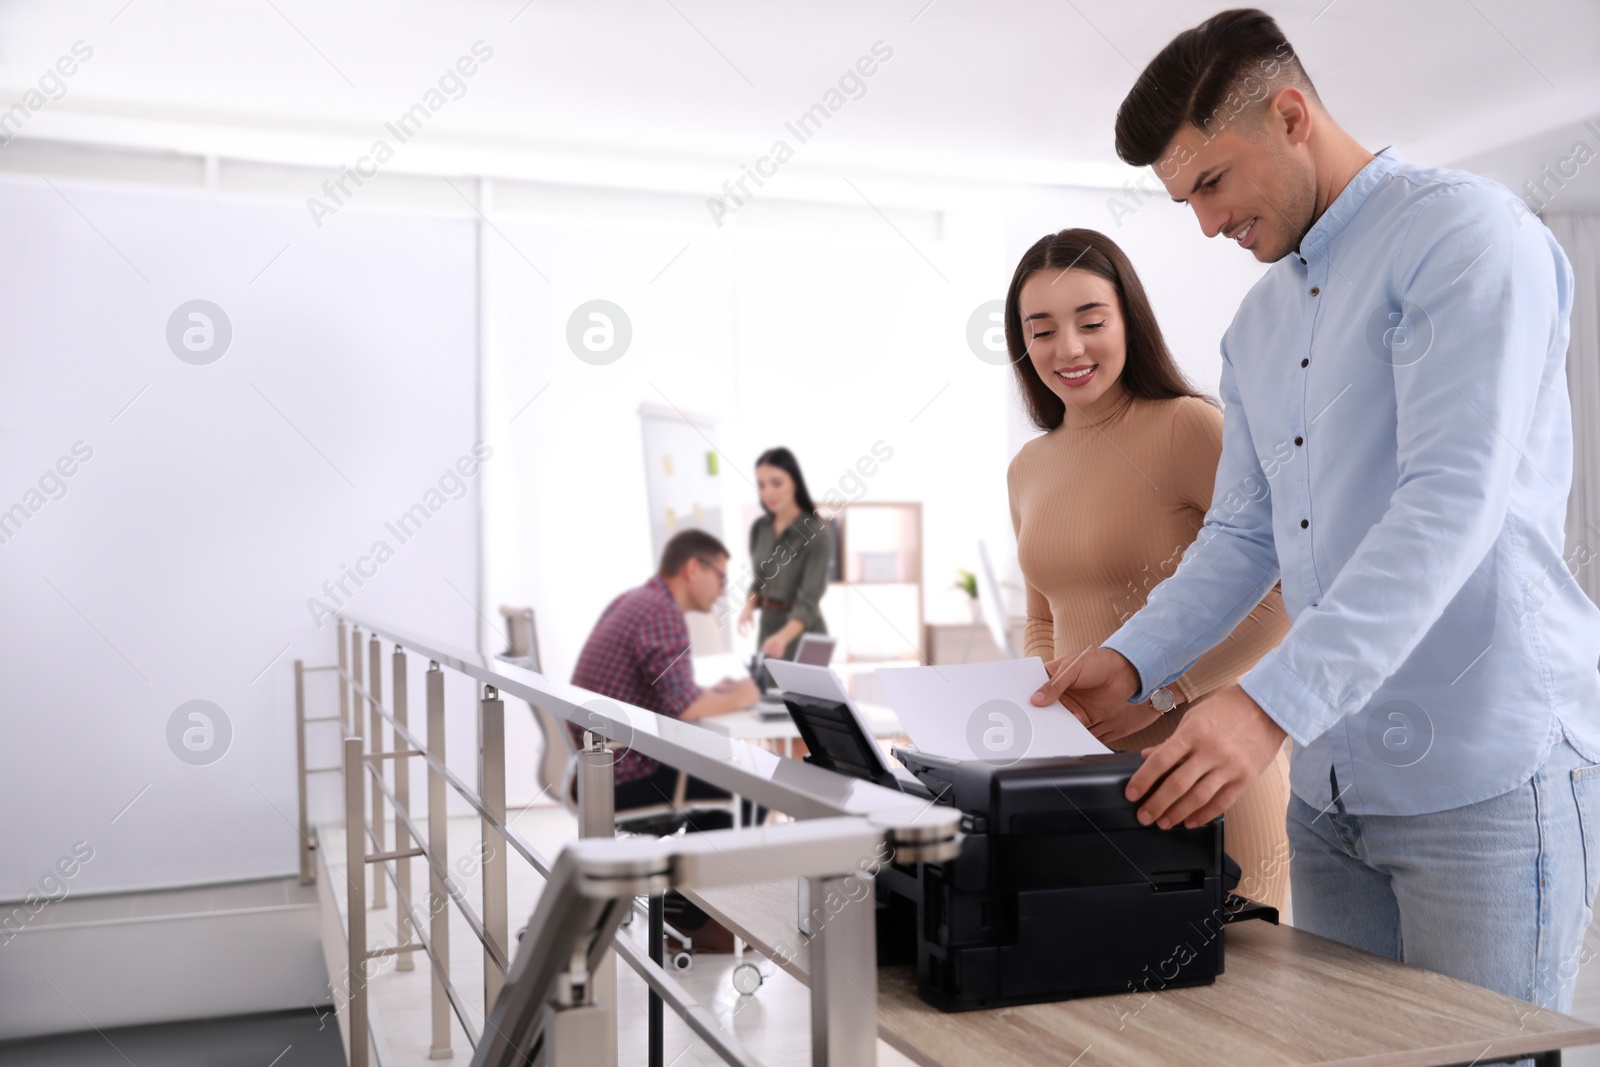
1298, 256, 1306, 265
1301, 358, 1310, 368
1300, 519, 1309, 529
1295, 436, 1304, 446
1309, 287, 1320, 297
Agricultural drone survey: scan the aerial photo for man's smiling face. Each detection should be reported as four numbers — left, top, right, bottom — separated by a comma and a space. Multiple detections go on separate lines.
1156, 110, 1318, 264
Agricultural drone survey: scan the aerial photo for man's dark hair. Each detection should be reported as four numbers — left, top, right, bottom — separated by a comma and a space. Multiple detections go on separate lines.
1114, 8, 1319, 168
658, 528, 729, 579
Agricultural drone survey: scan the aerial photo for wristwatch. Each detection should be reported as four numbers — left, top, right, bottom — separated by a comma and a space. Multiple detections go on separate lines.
1149, 686, 1177, 714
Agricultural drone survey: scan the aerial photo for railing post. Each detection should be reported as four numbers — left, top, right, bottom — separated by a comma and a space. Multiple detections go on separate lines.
344, 734, 370, 1067
295, 658, 313, 885
350, 625, 363, 741
337, 619, 349, 735
426, 662, 452, 1060
480, 684, 509, 1013
576, 731, 619, 1067
393, 645, 415, 971
369, 634, 388, 911
649, 894, 664, 1067
576, 731, 616, 837
807, 873, 879, 1067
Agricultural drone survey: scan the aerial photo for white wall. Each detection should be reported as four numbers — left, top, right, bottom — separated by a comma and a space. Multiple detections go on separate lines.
0, 176, 481, 899
0, 154, 1268, 901
480, 180, 1267, 686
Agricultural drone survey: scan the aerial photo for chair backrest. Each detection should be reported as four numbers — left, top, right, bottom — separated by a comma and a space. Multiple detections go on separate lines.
528, 699, 576, 811
527, 699, 709, 827
498, 605, 541, 669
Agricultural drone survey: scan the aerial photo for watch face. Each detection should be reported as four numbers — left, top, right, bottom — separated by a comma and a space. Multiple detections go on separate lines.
1151, 688, 1175, 712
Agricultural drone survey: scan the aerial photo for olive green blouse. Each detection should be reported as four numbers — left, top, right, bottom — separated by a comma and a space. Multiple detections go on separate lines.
748, 512, 833, 658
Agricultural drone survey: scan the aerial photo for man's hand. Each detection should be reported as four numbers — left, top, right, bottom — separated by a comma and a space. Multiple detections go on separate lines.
1126, 684, 1286, 829
1030, 647, 1156, 741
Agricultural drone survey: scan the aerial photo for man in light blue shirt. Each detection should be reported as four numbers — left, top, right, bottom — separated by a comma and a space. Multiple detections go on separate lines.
1034, 8, 1600, 1013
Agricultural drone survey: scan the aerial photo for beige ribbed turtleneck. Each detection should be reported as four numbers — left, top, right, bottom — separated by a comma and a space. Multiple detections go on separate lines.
1007, 385, 1290, 744
1007, 384, 1294, 911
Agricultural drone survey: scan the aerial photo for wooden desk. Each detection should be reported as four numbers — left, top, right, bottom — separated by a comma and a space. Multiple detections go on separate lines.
686, 879, 1600, 1067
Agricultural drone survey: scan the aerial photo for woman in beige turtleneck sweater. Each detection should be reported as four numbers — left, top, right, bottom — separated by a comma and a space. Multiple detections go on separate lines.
1004, 228, 1292, 911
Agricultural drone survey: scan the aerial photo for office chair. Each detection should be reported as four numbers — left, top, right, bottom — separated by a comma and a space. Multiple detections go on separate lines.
528, 698, 744, 970
527, 699, 737, 836
501, 603, 737, 833
507, 605, 742, 970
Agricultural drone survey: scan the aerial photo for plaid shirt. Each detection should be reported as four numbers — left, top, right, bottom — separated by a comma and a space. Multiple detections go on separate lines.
569, 575, 702, 783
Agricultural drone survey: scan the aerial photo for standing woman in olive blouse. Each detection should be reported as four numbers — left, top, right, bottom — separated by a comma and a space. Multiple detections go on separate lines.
737, 448, 833, 661
1005, 228, 1293, 911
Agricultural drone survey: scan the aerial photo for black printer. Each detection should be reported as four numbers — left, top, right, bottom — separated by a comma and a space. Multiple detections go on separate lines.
783, 691, 1275, 1012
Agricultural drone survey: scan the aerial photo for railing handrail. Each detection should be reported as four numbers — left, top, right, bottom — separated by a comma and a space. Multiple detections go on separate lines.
342, 614, 960, 840
302, 617, 962, 1067
473, 819, 895, 1067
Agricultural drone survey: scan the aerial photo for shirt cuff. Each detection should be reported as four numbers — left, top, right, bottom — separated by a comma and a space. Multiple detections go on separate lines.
1236, 650, 1336, 747
1101, 629, 1171, 704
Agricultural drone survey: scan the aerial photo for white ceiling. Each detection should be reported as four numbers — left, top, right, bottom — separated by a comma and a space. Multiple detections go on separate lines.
0, 0, 1597, 206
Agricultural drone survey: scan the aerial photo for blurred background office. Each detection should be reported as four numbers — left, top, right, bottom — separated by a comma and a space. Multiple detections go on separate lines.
0, 0, 1597, 1060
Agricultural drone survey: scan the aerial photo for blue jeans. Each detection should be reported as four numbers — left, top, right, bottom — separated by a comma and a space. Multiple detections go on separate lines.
1287, 736, 1600, 1015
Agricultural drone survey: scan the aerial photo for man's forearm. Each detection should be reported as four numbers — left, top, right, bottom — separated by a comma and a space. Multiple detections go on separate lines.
1104, 543, 1279, 703
681, 689, 744, 720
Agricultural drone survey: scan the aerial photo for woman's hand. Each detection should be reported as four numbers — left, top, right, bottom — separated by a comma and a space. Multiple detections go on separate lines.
737, 602, 756, 636
760, 633, 789, 659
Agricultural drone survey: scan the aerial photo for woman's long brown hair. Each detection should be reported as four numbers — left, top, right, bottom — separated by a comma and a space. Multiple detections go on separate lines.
1004, 227, 1210, 431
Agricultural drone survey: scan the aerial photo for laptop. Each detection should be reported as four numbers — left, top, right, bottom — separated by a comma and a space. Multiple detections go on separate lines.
753, 634, 836, 718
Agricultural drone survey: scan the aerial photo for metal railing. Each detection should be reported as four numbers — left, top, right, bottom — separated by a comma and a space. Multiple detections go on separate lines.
294, 616, 961, 1067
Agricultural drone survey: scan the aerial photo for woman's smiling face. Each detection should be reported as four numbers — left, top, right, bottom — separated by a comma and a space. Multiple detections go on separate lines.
1018, 268, 1127, 411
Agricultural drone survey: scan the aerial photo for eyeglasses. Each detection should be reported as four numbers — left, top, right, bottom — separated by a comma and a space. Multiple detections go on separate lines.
699, 558, 728, 589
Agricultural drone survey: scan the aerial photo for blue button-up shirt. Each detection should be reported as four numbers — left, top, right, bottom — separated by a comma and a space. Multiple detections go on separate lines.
1104, 148, 1600, 816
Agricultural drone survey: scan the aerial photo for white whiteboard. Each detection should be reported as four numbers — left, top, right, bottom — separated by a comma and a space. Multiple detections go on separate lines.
638, 402, 726, 562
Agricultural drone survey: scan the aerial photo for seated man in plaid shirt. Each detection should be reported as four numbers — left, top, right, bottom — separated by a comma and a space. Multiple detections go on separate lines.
570, 528, 758, 830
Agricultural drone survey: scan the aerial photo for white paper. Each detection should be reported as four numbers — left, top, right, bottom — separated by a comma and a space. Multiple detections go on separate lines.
875, 658, 1111, 762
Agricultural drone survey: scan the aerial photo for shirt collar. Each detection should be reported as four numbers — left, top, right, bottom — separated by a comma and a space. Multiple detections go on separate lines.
645, 574, 675, 603
1298, 146, 1402, 256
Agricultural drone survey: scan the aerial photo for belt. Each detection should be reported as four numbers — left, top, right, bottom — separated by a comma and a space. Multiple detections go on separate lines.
758, 597, 790, 612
